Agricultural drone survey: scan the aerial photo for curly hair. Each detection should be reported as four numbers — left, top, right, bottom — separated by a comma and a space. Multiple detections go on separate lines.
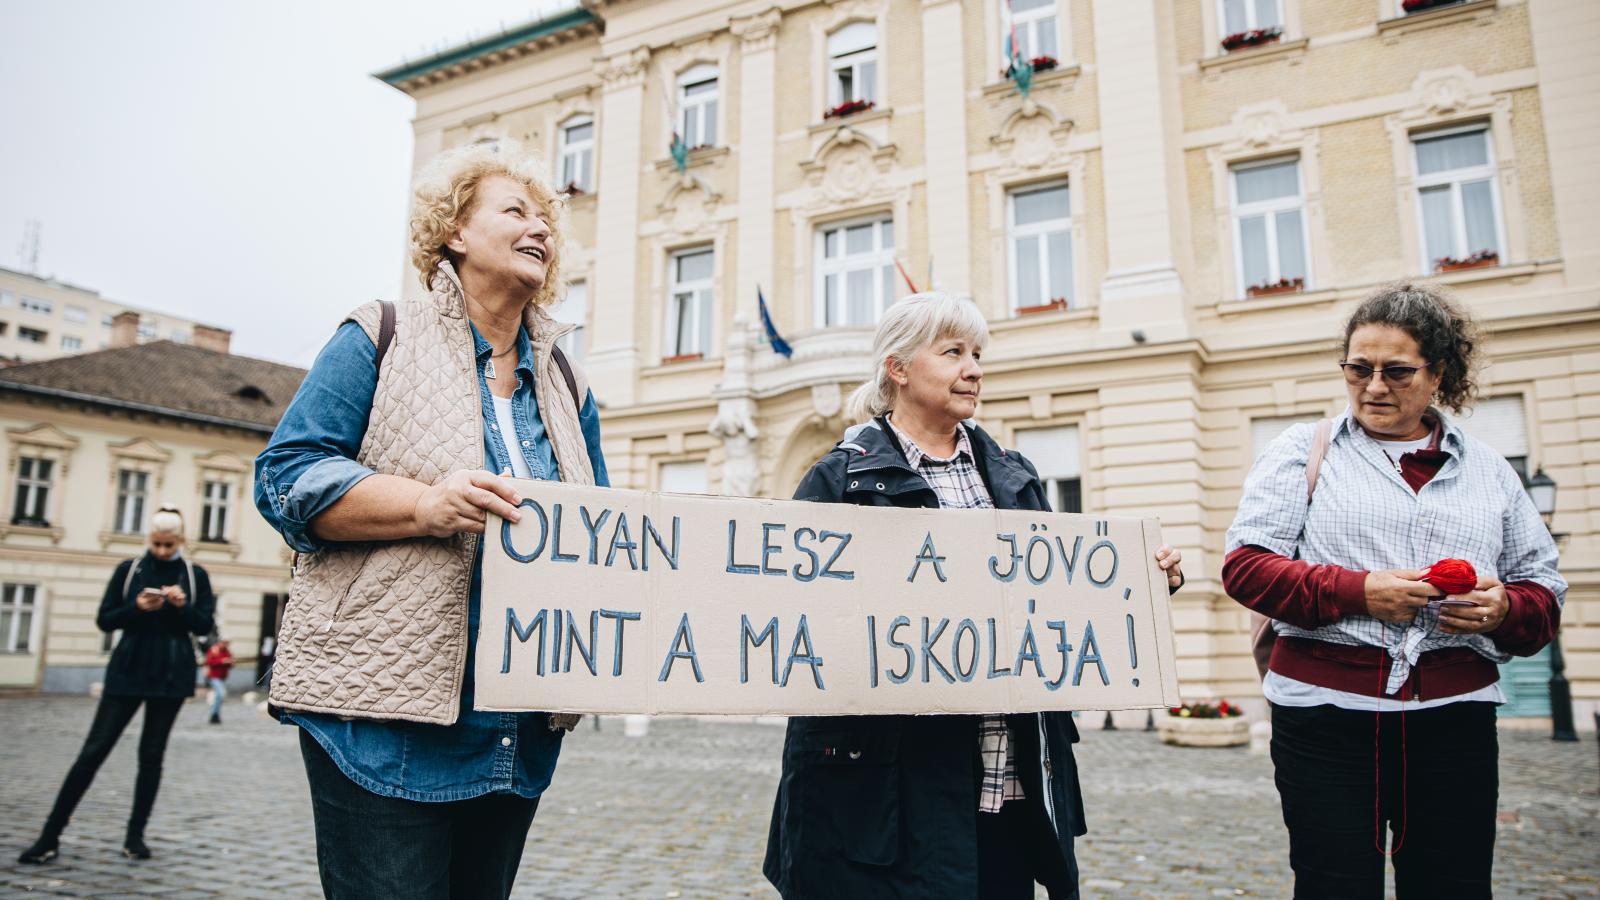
407, 141, 565, 308
1342, 281, 1480, 413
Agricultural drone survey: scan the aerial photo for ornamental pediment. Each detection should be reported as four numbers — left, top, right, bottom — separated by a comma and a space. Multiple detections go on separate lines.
107, 436, 173, 463
798, 127, 899, 205
5, 422, 79, 452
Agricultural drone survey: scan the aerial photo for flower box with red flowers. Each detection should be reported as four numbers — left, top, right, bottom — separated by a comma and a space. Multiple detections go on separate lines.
1029, 55, 1058, 73
561, 181, 587, 197
1220, 26, 1282, 52
1402, 0, 1466, 13
1157, 699, 1249, 747
1245, 277, 1303, 298
1435, 250, 1498, 272
824, 99, 875, 120
1016, 297, 1069, 316
1168, 699, 1244, 719
661, 352, 705, 365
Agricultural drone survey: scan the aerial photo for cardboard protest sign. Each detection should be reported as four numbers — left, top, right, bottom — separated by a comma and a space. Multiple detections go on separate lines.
476, 480, 1180, 716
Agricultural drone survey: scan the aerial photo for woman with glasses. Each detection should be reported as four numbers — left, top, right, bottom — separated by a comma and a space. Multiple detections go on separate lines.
1223, 282, 1565, 898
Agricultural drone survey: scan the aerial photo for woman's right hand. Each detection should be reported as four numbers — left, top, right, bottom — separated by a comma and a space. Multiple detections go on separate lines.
411, 470, 524, 537
1363, 568, 1434, 623
135, 589, 165, 612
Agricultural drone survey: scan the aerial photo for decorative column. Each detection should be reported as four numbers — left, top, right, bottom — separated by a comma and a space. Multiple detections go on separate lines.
731, 9, 781, 322
709, 318, 761, 497
1090, 0, 1193, 338
920, 0, 972, 292
587, 46, 651, 406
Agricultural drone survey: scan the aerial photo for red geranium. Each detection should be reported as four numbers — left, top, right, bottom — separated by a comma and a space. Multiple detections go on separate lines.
1422, 558, 1477, 595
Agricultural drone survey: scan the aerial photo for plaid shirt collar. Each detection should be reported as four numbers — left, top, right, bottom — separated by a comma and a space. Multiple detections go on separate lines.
884, 414, 977, 469
1331, 405, 1462, 458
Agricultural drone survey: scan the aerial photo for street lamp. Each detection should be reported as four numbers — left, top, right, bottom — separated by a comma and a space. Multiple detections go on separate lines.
1526, 468, 1577, 742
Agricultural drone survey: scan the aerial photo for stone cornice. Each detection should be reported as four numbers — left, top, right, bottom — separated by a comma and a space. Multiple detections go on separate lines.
374, 8, 602, 94
594, 46, 652, 90
731, 8, 782, 53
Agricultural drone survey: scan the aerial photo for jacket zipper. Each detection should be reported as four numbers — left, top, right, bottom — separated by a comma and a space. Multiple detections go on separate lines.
1037, 715, 1058, 837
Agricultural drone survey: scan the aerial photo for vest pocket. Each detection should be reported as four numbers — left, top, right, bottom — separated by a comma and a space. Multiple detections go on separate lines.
796, 728, 901, 866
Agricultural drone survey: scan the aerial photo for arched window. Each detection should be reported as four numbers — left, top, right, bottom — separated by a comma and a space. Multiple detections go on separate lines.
826, 23, 877, 106
677, 64, 719, 149
558, 115, 594, 193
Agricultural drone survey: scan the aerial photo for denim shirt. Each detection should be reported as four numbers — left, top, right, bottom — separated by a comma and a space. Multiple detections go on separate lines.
255, 318, 609, 802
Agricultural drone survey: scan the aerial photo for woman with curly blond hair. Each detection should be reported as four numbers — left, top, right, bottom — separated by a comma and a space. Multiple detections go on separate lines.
254, 141, 607, 899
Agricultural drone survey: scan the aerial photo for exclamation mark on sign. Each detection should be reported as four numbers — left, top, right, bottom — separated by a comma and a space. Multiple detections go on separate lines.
1126, 613, 1139, 687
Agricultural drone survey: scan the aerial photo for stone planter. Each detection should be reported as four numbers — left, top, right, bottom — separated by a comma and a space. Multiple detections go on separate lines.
1156, 715, 1249, 747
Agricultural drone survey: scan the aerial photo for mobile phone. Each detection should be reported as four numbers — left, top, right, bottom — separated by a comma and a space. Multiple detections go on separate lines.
1436, 598, 1477, 607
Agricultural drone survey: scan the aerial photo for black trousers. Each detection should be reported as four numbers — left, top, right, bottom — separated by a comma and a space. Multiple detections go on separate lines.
976, 797, 1076, 900
1271, 701, 1498, 899
299, 729, 541, 900
42, 693, 184, 840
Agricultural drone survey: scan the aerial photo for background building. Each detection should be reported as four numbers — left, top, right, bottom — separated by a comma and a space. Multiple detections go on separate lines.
375, 0, 1600, 726
0, 330, 303, 691
0, 265, 231, 365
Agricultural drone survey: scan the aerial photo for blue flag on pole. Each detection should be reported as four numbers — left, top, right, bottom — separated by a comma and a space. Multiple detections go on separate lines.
757, 287, 793, 358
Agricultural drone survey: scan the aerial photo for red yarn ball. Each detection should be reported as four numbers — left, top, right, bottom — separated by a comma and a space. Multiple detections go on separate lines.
1422, 558, 1478, 595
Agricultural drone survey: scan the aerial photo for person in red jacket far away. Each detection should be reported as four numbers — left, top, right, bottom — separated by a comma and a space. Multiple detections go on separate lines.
1223, 282, 1566, 899
205, 639, 233, 725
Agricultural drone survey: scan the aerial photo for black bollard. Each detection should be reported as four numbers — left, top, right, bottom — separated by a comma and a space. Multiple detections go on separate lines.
1102, 710, 1117, 731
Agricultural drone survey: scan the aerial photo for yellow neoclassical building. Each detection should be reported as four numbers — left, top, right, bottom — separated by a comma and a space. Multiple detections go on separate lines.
375, 0, 1600, 725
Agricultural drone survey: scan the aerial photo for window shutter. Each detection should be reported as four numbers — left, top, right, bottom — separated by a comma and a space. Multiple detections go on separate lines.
1013, 426, 1080, 480
1251, 415, 1319, 458
1456, 396, 1528, 458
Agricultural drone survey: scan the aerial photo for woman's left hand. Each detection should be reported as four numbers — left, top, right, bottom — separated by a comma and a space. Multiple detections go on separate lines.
162, 585, 187, 608
1437, 576, 1508, 635
1155, 545, 1184, 590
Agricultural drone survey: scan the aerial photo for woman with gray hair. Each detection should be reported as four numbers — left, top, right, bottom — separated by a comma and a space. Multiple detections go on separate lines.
763, 292, 1184, 899
254, 141, 607, 899
18, 506, 215, 864
1225, 282, 1565, 897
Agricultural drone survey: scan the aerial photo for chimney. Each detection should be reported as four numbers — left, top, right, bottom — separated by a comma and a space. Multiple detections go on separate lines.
193, 324, 232, 354
110, 311, 139, 349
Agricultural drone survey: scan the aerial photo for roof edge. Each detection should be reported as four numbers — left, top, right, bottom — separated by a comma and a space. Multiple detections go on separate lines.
374, 7, 600, 89
0, 382, 275, 435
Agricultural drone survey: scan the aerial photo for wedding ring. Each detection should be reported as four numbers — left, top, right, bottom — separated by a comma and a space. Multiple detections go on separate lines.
1481, 615, 1488, 623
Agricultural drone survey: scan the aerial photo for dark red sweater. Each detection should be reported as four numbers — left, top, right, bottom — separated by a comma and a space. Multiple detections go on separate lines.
1224, 445, 1560, 699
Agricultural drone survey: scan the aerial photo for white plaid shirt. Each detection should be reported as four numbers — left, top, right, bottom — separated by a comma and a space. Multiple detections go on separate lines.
1227, 407, 1566, 695
884, 414, 1024, 813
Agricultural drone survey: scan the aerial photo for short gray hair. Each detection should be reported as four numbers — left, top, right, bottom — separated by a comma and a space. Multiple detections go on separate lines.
845, 292, 990, 423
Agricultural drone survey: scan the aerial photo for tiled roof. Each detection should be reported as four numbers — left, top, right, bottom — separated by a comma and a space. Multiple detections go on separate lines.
0, 341, 307, 433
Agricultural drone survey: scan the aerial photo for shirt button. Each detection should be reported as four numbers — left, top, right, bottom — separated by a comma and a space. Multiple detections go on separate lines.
501, 736, 512, 747
490, 423, 499, 430
848, 750, 862, 760
277, 494, 287, 503
521, 440, 530, 448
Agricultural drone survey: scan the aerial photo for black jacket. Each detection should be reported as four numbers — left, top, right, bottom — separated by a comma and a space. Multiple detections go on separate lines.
97, 553, 216, 699
763, 417, 1086, 900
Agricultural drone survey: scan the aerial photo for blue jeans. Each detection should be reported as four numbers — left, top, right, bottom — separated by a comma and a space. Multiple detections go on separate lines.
207, 677, 226, 719
299, 729, 541, 900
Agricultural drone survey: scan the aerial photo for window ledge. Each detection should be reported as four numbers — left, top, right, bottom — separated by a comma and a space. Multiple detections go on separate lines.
0, 522, 64, 544
1429, 259, 1553, 287
1199, 37, 1309, 75
980, 64, 1082, 101
642, 355, 721, 376
98, 530, 147, 551
808, 106, 892, 137
192, 539, 242, 560
988, 305, 1096, 334
1215, 286, 1339, 316
1377, 0, 1496, 40
653, 145, 731, 173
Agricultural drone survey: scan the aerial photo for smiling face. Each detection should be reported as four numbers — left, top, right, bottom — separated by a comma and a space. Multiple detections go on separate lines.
891, 335, 983, 430
447, 175, 552, 299
1344, 323, 1442, 441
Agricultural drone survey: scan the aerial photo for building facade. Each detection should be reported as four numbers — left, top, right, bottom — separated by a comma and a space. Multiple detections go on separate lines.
0, 337, 304, 692
377, 0, 1600, 724
0, 265, 230, 365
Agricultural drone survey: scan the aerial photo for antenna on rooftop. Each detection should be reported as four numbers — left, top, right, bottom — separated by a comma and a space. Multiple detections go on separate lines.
17, 219, 40, 275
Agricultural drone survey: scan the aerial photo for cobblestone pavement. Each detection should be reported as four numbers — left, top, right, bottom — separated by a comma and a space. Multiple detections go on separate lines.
1, 696, 1595, 898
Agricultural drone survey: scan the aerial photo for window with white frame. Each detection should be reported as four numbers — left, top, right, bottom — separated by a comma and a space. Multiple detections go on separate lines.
114, 469, 149, 534
63, 304, 88, 323
658, 459, 709, 494
60, 335, 82, 351
817, 217, 896, 327
1008, 182, 1074, 311
1251, 414, 1319, 459
0, 584, 37, 653
1412, 125, 1502, 270
1232, 156, 1310, 294
200, 479, 231, 543
1014, 426, 1082, 513
1457, 396, 1530, 482
137, 323, 158, 341
1007, 0, 1059, 60
678, 64, 718, 150
11, 457, 53, 525
558, 116, 594, 193
667, 248, 714, 359
552, 281, 588, 364
20, 296, 52, 315
0, 290, 12, 306
17, 326, 45, 344
827, 23, 877, 107
1220, 0, 1283, 36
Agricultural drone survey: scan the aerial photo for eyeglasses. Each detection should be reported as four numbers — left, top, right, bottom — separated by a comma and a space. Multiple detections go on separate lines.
1339, 361, 1432, 387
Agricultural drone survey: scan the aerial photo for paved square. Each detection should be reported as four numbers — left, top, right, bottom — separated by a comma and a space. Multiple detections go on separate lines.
1, 697, 1595, 897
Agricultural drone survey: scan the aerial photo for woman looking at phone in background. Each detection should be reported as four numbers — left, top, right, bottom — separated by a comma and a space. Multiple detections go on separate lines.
17, 505, 216, 864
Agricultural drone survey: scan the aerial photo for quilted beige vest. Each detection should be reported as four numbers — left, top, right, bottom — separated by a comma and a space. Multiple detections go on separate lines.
269, 262, 595, 725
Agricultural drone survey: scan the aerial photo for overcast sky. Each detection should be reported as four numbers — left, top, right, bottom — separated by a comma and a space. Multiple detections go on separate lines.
0, 1, 579, 367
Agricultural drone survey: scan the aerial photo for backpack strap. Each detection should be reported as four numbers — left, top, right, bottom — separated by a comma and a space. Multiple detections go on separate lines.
1306, 417, 1333, 502
375, 300, 397, 373
551, 344, 581, 408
